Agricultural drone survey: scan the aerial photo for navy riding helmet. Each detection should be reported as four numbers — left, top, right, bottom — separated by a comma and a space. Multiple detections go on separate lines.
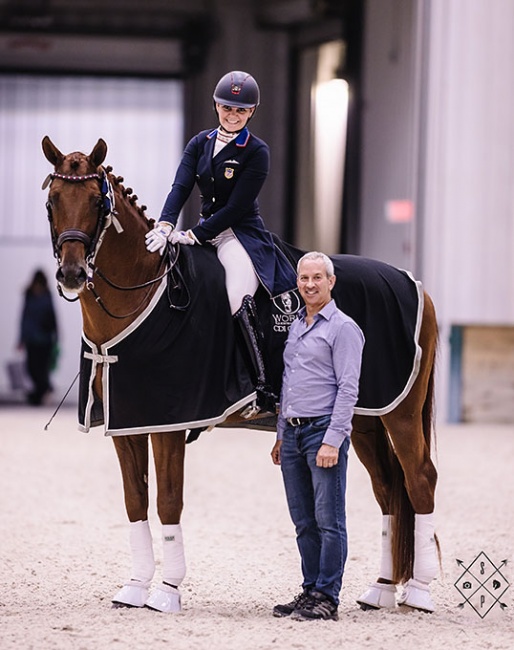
213, 71, 260, 108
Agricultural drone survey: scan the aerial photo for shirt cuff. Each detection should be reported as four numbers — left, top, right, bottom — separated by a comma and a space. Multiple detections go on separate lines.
276, 416, 285, 441
322, 428, 349, 449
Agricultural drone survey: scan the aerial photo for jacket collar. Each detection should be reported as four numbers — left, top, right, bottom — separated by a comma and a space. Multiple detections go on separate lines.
206, 127, 251, 147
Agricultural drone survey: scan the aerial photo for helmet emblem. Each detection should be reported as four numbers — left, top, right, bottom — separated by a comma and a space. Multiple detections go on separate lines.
231, 83, 242, 95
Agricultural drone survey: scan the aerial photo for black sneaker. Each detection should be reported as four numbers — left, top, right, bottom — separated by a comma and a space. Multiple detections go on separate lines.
273, 589, 311, 618
291, 590, 339, 621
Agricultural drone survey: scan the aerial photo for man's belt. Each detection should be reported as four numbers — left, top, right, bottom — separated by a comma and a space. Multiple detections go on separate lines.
286, 416, 328, 427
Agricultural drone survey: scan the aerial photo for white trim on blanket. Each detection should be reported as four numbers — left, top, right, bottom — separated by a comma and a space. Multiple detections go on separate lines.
104, 391, 257, 437
353, 272, 424, 417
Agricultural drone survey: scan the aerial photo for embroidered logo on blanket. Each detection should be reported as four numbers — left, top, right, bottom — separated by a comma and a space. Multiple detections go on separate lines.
271, 290, 301, 333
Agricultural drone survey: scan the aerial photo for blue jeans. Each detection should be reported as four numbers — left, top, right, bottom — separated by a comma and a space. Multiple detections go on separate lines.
280, 415, 350, 605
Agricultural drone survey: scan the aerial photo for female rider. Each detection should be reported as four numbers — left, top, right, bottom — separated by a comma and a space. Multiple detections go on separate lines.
145, 70, 296, 412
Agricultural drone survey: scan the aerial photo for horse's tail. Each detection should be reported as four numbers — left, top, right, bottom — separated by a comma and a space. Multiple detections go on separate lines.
390, 342, 437, 585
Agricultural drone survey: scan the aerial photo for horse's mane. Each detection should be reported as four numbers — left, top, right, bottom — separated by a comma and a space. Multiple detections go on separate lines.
104, 164, 155, 227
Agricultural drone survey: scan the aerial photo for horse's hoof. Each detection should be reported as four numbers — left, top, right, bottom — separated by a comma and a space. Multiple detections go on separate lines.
111, 583, 149, 608
356, 582, 397, 610
112, 601, 137, 609
397, 579, 435, 613
358, 602, 379, 611
145, 584, 182, 613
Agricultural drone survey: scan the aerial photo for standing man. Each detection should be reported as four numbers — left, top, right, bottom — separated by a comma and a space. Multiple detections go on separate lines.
271, 251, 364, 621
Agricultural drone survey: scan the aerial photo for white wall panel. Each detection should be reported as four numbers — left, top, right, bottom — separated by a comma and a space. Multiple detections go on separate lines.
0, 75, 183, 402
422, 0, 514, 325
419, 0, 514, 420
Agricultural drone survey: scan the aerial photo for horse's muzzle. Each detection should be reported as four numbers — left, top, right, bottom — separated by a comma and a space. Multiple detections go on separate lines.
56, 264, 88, 292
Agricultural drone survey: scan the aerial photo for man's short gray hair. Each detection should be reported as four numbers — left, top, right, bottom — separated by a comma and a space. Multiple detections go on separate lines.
297, 251, 335, 278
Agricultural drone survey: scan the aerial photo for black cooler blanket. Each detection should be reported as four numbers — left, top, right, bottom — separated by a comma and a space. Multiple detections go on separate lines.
256, 238, 424, 418
78, 245, 255, 435
78, 240, 424, 435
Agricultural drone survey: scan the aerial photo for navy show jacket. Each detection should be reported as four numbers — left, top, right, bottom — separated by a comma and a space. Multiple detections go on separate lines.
160, 127, 296, 297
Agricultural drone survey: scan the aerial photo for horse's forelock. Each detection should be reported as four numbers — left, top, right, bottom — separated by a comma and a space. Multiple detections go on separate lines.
60, 151, 96, 175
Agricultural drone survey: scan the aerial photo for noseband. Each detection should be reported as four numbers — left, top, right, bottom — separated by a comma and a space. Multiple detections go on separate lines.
45, 171, 117, 263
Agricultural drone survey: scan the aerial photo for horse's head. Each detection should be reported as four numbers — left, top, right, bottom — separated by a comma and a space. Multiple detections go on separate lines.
42, 136, 108, 293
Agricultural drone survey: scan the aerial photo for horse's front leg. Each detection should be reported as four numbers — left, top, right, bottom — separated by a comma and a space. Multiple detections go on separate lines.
111, 434, 155, 609
144, 430, 186, 613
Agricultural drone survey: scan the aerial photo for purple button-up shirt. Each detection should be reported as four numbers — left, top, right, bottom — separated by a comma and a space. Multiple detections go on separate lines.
276, 299, 365, 448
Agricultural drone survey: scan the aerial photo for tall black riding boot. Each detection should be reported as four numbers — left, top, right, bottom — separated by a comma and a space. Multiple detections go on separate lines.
233, 295, 278, 414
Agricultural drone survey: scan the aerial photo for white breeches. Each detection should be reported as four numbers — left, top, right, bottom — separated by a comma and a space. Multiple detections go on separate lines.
209, 228, 259, 314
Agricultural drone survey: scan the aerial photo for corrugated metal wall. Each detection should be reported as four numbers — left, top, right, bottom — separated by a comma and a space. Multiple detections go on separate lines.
0, 75, 183, 402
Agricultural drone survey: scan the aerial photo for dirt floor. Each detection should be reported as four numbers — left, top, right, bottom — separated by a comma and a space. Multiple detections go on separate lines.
0, 406, 513, 649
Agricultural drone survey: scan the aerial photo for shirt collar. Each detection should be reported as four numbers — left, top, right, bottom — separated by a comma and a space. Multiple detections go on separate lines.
207, 127, 250, 146
298, 299, 336, 323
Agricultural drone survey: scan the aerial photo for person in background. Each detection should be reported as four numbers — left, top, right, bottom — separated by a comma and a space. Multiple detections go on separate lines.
145, 70, 296, 413
271, 251, 365, 621
18, 269, 59, 406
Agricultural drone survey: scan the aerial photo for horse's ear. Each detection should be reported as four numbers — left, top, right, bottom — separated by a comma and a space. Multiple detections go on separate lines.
42, 136, 64, 167
90, 138, 107, 168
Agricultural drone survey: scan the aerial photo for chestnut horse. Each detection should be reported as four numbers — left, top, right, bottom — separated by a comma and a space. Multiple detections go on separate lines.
42, 136, 439, 614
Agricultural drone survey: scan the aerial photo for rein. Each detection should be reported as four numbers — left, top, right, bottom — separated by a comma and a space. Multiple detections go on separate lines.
86, 244, 190, 319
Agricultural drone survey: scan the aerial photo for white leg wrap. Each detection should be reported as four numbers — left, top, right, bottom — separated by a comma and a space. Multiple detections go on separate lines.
379, 515, 394, 581
161, 524, 186, 587
356, 516, 396, 609
112, 520, 155, 607
412, 513, 438, 584
395, 514, 437, 613
144, 524, 186, 613
129, 520, 155, 586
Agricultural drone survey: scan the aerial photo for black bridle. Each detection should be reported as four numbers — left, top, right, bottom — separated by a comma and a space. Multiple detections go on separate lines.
45, 171, 111, 265
44, 170, 190, 316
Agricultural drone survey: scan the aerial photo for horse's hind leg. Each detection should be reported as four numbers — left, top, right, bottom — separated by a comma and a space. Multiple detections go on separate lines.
352, 415, 398, 610
381, 295, 439, 612
145, 431, 186, 613
111, 434, 155, 609
381, 403, 438, 612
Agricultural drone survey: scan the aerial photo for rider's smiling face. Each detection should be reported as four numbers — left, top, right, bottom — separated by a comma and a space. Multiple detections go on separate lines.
216, 103, 255, 132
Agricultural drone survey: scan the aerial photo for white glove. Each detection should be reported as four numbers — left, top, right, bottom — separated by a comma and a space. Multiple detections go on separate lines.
170, 230, 198, 246
145, 222, 174, 254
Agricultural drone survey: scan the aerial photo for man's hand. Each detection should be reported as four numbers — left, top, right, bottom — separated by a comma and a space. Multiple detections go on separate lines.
271, 440, 282, 465
145, 222, 173, 255
316, 443, 339, 468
